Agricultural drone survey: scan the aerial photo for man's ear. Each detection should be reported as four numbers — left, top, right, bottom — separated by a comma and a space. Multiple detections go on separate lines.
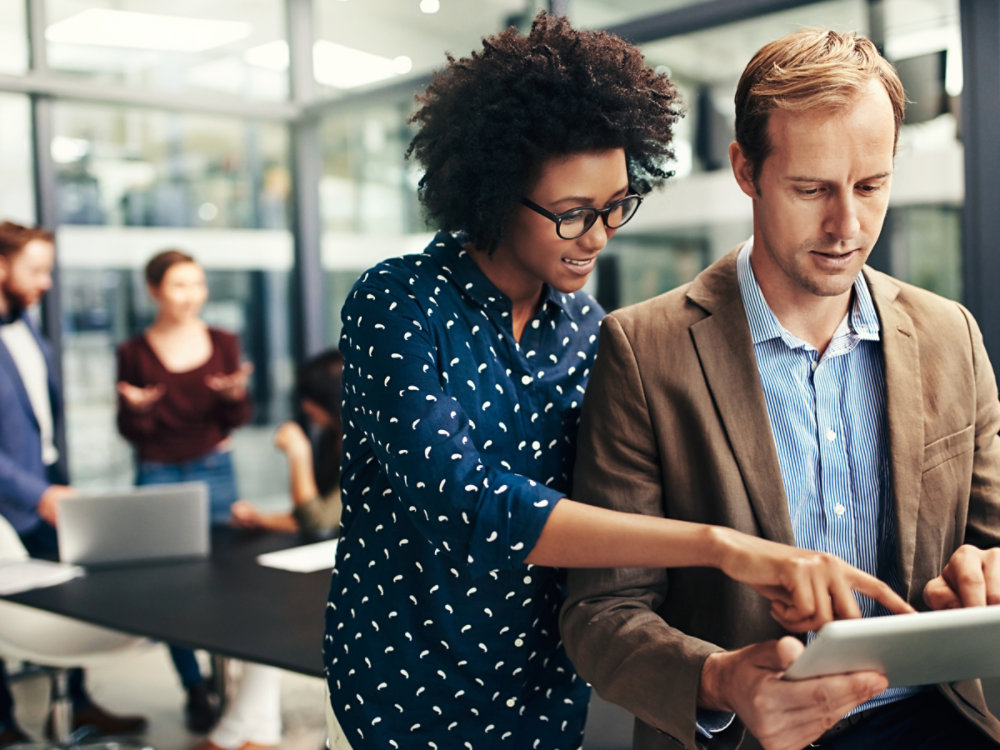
729, 141, 758, 199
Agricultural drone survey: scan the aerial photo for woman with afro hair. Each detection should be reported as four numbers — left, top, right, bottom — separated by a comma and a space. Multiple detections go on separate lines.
322, 12, 910, 749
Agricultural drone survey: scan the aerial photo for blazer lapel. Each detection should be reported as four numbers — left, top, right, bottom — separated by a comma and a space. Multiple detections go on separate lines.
0, 332, 40, 429
865, 268, 923, 598
688, 253, 796, 545
23, 313, 62, 419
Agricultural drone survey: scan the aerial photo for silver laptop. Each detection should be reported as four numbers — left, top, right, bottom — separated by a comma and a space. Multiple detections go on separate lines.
58, 482, 211, 566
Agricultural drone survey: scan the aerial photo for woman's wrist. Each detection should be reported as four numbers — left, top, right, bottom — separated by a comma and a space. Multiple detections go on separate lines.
703, 524, 739, 573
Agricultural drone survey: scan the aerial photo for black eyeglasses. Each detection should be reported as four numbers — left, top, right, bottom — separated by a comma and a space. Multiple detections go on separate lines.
521, 193, 643, 240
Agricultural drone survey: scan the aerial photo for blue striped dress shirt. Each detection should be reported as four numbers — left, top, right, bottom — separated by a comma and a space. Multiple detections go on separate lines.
737, 238, 919, 712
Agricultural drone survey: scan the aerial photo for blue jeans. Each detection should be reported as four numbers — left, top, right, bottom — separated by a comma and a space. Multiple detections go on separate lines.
136, 449, 238, 526
136, 448, 239, 690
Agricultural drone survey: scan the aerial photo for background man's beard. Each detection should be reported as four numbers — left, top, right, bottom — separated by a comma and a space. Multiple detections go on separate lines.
0, 282, 29, 316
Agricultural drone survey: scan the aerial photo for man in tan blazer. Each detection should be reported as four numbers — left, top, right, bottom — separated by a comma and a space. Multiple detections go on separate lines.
560, 29, 1000, 750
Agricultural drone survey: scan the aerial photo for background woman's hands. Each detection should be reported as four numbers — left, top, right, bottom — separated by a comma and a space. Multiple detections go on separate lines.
205, 362, 254, 401
229, 499, 265, 528
716, 529, 915, 631
273, 421, 310, 457
117, 381, 166, 412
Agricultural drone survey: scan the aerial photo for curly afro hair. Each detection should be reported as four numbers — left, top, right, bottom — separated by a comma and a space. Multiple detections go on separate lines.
406, 11, 683, 253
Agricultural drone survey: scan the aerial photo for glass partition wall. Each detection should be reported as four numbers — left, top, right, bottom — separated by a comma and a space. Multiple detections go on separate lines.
35, 0, 297, 501
52, 104, 295, 496
2, 0, 983, 499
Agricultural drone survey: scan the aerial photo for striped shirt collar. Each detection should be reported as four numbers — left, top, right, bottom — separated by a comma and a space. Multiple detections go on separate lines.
736, 237, 881, 349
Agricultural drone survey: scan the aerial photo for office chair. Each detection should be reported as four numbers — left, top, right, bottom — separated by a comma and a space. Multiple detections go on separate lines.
0, 515, 154, 749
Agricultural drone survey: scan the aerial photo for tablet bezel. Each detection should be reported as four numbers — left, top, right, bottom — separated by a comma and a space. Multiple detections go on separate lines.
783, 606, 1000, 686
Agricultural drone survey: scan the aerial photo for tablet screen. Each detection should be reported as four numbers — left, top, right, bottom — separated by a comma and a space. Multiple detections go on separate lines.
783, 606, 1000, 687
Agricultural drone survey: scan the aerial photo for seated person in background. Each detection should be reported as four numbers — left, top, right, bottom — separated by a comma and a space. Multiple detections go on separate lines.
560, 29, 1000, 750
193, 350, 344, 750
230, 349, 344, 539
0, 221, 146, 746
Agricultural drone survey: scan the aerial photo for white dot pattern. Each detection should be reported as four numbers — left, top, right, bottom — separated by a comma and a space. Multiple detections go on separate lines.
324, 233, 602, 748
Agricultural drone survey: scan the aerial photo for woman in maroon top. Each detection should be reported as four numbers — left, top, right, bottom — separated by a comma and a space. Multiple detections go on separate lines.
116, 248, 252, 733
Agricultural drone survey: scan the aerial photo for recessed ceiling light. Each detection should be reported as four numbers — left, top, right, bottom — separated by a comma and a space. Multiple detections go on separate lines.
46, 8, 251, 53
420, 0, 441, 14
392, 56, 413, 75
50, 136, 89, 164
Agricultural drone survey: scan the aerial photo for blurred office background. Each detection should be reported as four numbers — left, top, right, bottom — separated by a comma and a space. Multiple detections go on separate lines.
1, 0, 998, 501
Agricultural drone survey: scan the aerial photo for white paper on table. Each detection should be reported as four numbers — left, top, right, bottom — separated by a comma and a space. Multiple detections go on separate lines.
256, 538, 339, 573
0, 558, 85, 595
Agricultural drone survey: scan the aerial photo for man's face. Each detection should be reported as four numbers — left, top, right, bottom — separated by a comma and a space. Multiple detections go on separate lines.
0, 239, 54, 312
732, 79, 896, 311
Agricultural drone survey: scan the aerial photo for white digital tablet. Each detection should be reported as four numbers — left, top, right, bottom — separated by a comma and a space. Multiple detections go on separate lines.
783, 606, 1000, 687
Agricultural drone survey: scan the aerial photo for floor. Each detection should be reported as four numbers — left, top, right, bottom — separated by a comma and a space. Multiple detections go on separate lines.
8, 648, 329, 750
12, 645, 1000, 750
8, 646, 635, 750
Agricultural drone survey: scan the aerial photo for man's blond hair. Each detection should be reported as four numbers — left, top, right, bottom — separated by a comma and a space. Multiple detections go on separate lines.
735, 29, 906, 183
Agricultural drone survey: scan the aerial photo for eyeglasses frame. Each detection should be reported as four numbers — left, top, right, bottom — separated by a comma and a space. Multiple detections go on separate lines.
520, 193, 644, 240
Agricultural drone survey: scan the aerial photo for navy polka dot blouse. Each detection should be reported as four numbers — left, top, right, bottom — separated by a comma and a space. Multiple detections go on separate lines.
324, 232, 604, 749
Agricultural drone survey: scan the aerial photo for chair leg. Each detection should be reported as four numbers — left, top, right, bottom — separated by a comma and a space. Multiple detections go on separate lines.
2, 667, 157, 750
47, 669, 74, 744
209, 654, 229, 714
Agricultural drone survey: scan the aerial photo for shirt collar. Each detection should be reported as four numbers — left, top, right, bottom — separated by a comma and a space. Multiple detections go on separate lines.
736, 236, 881, 348
426, 231, 580, 322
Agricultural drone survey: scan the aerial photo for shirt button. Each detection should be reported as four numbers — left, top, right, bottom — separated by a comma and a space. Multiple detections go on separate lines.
521, 375, 533, 385
825, 428, 837, 442
834, 503, 846, 517
514, 638, 524, 647
506, 697, 517, 708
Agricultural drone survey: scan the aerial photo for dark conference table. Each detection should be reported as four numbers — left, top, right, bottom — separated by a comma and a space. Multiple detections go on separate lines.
3, 527, 331, 677
3, 527, 644, 747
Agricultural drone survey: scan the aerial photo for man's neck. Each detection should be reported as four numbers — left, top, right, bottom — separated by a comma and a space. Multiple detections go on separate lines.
767, 292, 852, 355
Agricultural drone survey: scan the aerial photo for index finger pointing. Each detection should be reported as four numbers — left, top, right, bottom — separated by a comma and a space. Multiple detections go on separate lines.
846, 569, 914, 615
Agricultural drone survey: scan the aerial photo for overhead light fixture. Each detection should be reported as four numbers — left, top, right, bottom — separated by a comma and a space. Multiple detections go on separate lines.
420, 0, 441, 13
313, 40, 412, 88
243, 40, 289, 71
46, 8, 251, 53
244, 40, 413, 89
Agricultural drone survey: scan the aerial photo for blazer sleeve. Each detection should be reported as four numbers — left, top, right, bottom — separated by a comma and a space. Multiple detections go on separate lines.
0, 451, 49, 519
961, 305, 1000, 550
560, 315, 725, 750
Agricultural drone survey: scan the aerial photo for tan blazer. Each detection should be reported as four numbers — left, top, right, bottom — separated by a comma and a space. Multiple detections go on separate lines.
560, 250, 1000, 749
